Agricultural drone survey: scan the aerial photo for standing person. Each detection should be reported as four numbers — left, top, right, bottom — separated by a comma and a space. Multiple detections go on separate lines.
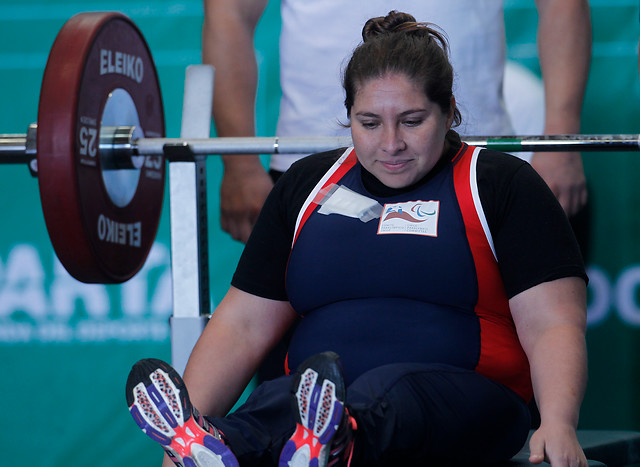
127, 12, 588, 467
203, 0, 591, 244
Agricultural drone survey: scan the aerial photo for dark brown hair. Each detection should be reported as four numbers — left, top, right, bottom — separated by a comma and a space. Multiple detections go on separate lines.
343, 10, 461, 126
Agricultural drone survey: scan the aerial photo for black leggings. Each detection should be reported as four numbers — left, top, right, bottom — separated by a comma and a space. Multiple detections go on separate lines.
210, 363, 531, 466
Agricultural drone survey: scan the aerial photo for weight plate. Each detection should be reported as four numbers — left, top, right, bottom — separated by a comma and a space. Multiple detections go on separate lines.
37, 12, 165, 283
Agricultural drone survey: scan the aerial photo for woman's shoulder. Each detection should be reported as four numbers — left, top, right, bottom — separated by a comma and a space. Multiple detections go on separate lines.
474, 147, 542, 191
288, 148, 348, 175
476, 147, 529, 172
277, 148, 350, 195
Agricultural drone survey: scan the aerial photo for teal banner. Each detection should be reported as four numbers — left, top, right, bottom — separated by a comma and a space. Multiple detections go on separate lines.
0, 0, 639, 465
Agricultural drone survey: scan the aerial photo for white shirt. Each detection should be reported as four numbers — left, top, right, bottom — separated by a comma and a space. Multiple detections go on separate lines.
271, 0, 515, 172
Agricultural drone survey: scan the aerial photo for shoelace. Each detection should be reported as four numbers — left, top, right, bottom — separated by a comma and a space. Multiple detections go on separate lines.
328, 409, 357, 467
193, 406, 228, 444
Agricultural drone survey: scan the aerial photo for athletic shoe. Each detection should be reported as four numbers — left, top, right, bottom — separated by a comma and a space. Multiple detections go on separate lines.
126, 358, 239, 467
278, 351, 356, 467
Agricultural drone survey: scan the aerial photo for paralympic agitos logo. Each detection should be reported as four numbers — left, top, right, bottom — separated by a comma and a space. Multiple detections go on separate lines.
377, 200, 440, 236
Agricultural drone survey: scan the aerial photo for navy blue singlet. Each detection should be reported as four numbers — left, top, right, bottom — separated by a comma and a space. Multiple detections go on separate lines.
285, 145, 532, 401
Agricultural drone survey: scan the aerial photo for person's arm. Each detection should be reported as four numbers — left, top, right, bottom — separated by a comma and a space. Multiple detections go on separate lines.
183, 286, 297, 415
159, 286, 297, 466
510, 277, 588, 466
531, 0, 591, 216
202, 0, 273, 243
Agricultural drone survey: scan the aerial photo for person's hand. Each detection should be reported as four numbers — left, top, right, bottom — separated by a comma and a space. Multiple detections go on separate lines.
530, 152, 587, 217
528, 423, 587, 466
220, 156, 274, 243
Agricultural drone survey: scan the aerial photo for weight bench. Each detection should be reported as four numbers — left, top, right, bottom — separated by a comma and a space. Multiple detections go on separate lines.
501, 430, 640, 466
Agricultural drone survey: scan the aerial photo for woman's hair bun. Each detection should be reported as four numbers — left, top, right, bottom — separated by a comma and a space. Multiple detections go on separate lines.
343, 10, 460, 128
362, 10, 418, 42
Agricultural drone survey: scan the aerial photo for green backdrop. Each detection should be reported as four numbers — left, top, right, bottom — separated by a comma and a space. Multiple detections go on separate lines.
0, 0, 639, 465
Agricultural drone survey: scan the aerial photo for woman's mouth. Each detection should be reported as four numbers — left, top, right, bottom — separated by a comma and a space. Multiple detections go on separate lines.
380, 160, 410, 171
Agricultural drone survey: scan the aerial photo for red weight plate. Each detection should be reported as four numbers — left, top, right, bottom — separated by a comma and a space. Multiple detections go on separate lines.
37, 12, 165, 283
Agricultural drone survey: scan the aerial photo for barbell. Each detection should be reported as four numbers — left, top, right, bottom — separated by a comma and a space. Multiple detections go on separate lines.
2, 11, 639, 284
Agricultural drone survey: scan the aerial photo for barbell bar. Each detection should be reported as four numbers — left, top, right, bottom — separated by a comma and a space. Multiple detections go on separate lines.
5, 11, 638, 285
2, 129, 640, 168
136, 133, 640, 154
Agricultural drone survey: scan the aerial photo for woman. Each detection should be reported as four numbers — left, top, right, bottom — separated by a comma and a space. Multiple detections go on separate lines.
127, 11, 588, 467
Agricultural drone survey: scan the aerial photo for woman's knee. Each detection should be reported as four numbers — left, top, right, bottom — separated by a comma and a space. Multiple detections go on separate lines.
345, 363, 530, 463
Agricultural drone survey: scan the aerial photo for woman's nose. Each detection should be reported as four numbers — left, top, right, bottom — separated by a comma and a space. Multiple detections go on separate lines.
381, 126, 406, 154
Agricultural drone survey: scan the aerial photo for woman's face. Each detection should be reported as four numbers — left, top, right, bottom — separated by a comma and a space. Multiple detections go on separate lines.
350, 73, 454, 189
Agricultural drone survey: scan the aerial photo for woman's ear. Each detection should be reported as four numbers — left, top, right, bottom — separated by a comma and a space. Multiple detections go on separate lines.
447, 96, 456, 129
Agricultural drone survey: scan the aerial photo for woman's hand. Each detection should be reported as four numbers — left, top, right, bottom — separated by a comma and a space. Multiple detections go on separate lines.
528, 422, 587, 466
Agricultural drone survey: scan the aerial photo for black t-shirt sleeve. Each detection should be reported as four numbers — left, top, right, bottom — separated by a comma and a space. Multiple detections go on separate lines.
477, 150, 588, 298
229, 181, 292, 300
231, 150, 344, 300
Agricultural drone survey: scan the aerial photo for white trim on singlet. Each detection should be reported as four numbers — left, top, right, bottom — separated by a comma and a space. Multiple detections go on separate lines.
292, 147, 354, 248
469, 146, 497, 261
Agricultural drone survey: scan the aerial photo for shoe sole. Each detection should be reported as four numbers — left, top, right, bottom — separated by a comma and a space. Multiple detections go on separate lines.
126, 358, 239, 467
279, 352, 346, 467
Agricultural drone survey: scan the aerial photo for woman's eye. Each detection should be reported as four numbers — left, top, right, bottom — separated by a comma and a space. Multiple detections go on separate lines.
361, 121, 379, 129
403, 119, 423, 127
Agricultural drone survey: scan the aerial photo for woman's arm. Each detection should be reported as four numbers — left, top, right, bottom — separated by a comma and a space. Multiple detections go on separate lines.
182, 286, 298, 417
510, 276, 588, 466
160, 286, 296, 466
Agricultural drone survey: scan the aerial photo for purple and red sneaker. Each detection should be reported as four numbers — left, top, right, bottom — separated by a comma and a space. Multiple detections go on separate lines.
279, 352, 356, 467
126, 358, 239, 467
